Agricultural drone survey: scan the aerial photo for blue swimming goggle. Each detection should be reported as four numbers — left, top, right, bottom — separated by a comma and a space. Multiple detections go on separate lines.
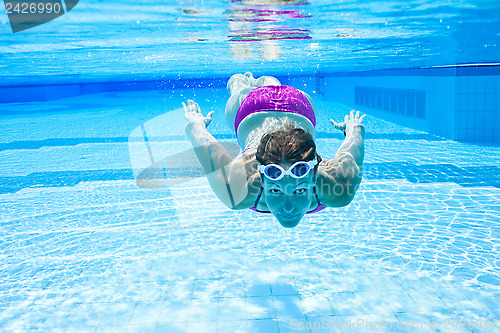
257, 158, 318, 181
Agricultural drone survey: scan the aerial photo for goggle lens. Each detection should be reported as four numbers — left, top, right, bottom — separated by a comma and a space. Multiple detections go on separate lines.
266, 165, 283, 179
291, 163, 309, 177
258, 158, 317, 180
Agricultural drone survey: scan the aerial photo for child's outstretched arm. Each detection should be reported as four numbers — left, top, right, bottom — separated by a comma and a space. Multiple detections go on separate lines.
317, 110, 366, 207
183, 100, 259, 209
330, 110, 365, 169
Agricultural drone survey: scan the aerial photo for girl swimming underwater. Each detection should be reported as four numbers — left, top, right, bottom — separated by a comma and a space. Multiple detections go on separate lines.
183, 72, 365, 228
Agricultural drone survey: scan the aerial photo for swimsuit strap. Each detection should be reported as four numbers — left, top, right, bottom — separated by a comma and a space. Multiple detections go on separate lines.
313, 184, 319, 200
254, 186, 264, 207
249, 186, 269, 213
308, 185, 325, 214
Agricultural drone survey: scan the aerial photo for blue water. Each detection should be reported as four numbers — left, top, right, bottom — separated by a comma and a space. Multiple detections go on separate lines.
0, 87, 499, 332
1, 0, 500, 331
1, 0, 500, 83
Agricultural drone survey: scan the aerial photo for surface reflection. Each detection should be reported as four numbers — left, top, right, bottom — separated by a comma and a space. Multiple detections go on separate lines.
226, 0, 312, 59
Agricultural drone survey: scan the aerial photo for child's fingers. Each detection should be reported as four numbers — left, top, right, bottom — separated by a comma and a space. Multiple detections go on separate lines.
330, 119, 346, 132
330, 119, 340, 128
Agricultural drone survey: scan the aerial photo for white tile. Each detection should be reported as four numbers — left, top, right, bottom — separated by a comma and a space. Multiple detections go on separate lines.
216, 320, 247, 333
328, 292, 364, 316
273, 295, 304, 319
187, 299, 217, 322
155, 322, 187, 333
217, 297, 246, 321
300, 295, 334, 317
247, 318, 279, 333
245, 296, 275, 320
186, 321, 216, 333
128, 302, 163, 325
98, 302, 136, 326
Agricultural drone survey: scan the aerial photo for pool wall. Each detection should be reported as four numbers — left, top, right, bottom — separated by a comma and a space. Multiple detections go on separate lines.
320, 64, 500, 144
2, 65, 498, 144
0, 73, 317, 105
0, 77, 228, 104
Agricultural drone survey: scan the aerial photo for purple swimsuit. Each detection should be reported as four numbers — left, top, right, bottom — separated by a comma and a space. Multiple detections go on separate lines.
237, 85, 325, 214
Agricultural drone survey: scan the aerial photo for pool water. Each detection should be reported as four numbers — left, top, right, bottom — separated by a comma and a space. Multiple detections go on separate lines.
0, 88, 499, 332
1, 0, 500, 82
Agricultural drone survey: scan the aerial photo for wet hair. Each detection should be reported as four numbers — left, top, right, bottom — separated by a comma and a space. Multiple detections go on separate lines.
256, 124, 322, 170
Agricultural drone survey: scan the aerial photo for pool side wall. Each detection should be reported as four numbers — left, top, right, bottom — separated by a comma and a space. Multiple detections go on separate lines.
320, 65, 500, 144
1, 66, 498, 144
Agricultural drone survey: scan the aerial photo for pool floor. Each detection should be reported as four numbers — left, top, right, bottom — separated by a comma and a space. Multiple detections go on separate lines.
0, 88, 499, 332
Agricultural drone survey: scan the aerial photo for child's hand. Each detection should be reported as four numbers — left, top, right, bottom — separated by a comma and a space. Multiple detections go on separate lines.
330, 110, 365, 136
182, 100, 214, 128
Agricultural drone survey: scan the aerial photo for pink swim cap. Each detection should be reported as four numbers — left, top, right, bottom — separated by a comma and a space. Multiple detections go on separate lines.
235, 85, 316, 133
